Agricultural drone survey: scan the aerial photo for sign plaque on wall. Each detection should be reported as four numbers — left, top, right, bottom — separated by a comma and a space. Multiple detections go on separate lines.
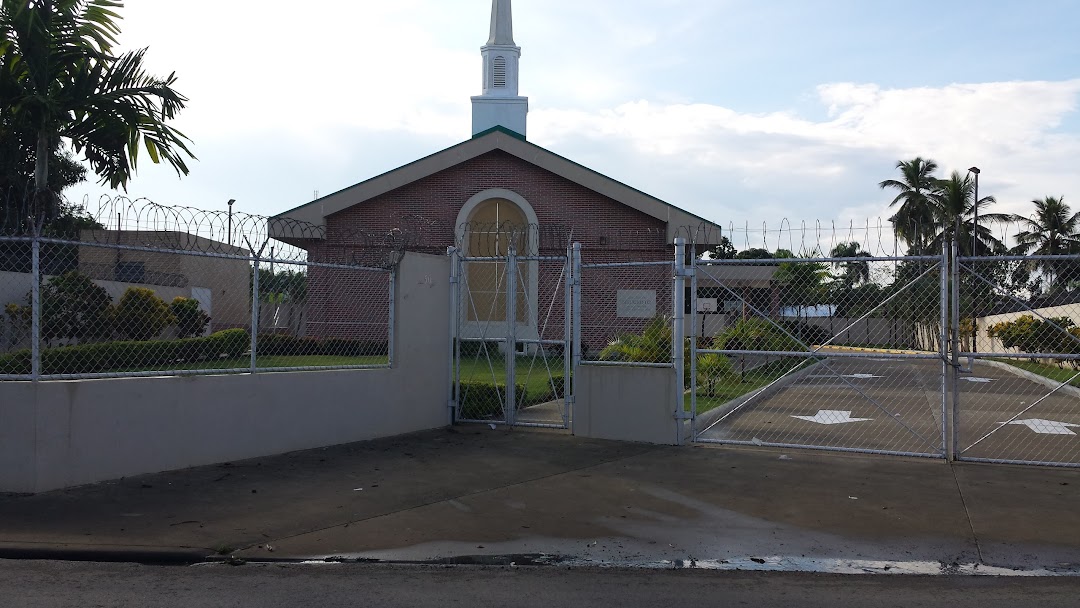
617, 290, 657, 318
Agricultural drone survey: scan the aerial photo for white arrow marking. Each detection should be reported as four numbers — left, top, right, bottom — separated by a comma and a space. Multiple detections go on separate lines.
1002, 419, 1080, 435
844, 373, 883, 379
792, 410, 874, 425
962, 377, 994, 383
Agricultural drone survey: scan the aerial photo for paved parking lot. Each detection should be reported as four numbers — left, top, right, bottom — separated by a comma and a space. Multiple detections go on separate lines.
696, 355, 1080, 465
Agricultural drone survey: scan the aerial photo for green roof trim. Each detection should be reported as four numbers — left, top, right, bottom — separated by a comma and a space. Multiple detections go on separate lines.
472, 125, 527, 141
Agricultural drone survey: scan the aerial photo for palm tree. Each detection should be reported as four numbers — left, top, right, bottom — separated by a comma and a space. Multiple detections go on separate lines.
880, 158, 939, 254
829, 241, 871, 288
1011, 196, 1080, 291
924, 171, 1007, 256
1, 0, 194, 220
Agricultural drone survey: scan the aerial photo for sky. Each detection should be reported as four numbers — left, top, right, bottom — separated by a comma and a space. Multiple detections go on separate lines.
65, 0, 1080, 253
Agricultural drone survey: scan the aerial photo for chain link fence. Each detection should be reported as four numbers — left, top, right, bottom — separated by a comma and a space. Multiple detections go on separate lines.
1, 199, 393, 380
956, 255, 1080, 466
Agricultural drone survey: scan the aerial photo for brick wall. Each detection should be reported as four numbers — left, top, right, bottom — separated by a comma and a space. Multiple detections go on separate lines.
304, 151, 675, 342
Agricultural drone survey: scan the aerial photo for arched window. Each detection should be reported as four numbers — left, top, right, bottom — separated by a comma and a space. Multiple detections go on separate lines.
466, 198, 527, 322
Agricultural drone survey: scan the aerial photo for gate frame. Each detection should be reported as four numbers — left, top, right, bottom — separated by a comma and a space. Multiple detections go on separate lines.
448, 245, 574, 430
953, 250, 1080, 468
688, 246, 951, 459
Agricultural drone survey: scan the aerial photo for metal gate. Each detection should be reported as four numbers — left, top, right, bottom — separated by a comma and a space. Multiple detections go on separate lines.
955, 253, 1080, 467
448, 246, 572, 429
689, 249, 950, 458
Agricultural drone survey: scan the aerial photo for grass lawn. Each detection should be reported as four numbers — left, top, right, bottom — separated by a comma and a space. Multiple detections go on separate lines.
117, 354, 389, 373
456, 354, 567, 399
686, 358, 810, 415
992, 359, 1080, 387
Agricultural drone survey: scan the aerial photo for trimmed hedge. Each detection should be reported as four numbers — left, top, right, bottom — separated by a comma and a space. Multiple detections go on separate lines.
0, 329, 250, 375
256, 334, 389, 357
454, 374, 567, 419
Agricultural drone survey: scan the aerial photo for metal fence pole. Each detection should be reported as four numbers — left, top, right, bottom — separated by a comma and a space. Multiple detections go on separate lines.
388, 267, 396, 367
506, 245, 517, 426
250, 256, 260, 374
939, 239, 951, 459
563, 244, 573, 430
689, 251, 698, 436
950, 237, 961, 459
572, 242, 582, 385
673, 237, 687, 445
30, 231, 41, 381
448, 246, 460, 425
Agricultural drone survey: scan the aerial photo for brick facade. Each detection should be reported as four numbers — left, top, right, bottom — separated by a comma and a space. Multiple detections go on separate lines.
300, 150, 676, 348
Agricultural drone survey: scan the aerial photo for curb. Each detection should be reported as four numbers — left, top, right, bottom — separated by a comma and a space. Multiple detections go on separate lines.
0, 545, 211, 565
975, 359, 1080, 399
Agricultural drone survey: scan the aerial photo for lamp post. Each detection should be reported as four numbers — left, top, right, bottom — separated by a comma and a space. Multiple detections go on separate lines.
227, 199, 236, 246
967, 167, 980, 255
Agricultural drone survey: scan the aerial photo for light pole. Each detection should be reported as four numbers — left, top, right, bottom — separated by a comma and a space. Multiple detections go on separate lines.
967, 167, 980, 255
227, 199, 236, 246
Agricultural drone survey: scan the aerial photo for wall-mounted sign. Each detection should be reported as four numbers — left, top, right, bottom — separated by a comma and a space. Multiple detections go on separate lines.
697, 298, 718, 313
617, 290, 657, 318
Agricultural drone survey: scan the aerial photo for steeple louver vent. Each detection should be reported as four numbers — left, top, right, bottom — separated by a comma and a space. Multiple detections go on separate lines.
493, 56, 507, 87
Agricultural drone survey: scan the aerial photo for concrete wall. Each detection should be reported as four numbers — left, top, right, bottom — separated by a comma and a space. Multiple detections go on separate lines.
974, 304, 1080, 354
574, 364, 679, 445
0, 252, 450, 494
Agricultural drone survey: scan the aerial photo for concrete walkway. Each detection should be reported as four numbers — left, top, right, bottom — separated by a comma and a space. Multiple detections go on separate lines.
0, 427, 1077, 573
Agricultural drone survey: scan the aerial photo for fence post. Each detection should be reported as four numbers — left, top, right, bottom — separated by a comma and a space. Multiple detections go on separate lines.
388, 266, 396, 368
673, 237, 687, 445
250, 255, 260, 374
940, 239, 951, 459
950, 237, 961, 460
563, 243, 573, 430
30, 230, 41, 381
572, 242, 582, 385
505, 245, 517, 426
448, 246, 460, 425
689, 250, 698, 434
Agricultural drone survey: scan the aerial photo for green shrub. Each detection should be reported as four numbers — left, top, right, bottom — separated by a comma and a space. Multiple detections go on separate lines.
454, 380, 527, 420
114, 288, 175, 341
40, 271, 113, 344
697, 353, 736, 397
171, 297, 211, 338
211, 329, 251, 358
256, 334, 387, 357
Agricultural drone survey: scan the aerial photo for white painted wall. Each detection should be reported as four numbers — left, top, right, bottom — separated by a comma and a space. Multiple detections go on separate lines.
0, 252, 451, 493
574, 364, 679, 445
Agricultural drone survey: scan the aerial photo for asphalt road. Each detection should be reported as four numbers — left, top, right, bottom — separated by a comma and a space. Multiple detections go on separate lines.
5, 560, 1080, 608
696, 355, 1080, 464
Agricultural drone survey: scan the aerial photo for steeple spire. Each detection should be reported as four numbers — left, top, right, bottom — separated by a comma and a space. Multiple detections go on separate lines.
487, 0, 515, 45
471, 0, 528, 138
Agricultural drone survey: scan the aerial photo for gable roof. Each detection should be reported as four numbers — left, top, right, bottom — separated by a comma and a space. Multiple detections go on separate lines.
269, 126, 723, 245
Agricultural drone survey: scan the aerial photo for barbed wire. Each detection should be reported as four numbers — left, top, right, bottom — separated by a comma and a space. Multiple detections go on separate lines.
2, 190, 1067, 263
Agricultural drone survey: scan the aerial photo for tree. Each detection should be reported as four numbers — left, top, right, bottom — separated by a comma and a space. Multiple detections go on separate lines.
38, 270, 111, 343
880, 158, 939, 255
700, 236, 736, 260
735, 248, 773, 261
113, 287, 174, 341
1010, 196, 1080, 292
170, 296, 210, 338
924, 171, 1007, 256
829, 241, 871, 288
0, 0, 194, 223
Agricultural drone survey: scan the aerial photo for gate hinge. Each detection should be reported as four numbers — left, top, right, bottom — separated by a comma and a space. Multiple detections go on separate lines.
447, 400, 457, 410
449, 276, 459, 284
676, 267, 695, 278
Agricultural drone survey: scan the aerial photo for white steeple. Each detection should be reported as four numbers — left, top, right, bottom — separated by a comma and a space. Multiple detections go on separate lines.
471, 0, 528, 138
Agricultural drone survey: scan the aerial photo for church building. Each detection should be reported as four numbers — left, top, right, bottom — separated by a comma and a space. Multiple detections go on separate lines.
270, 0, 722, 348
